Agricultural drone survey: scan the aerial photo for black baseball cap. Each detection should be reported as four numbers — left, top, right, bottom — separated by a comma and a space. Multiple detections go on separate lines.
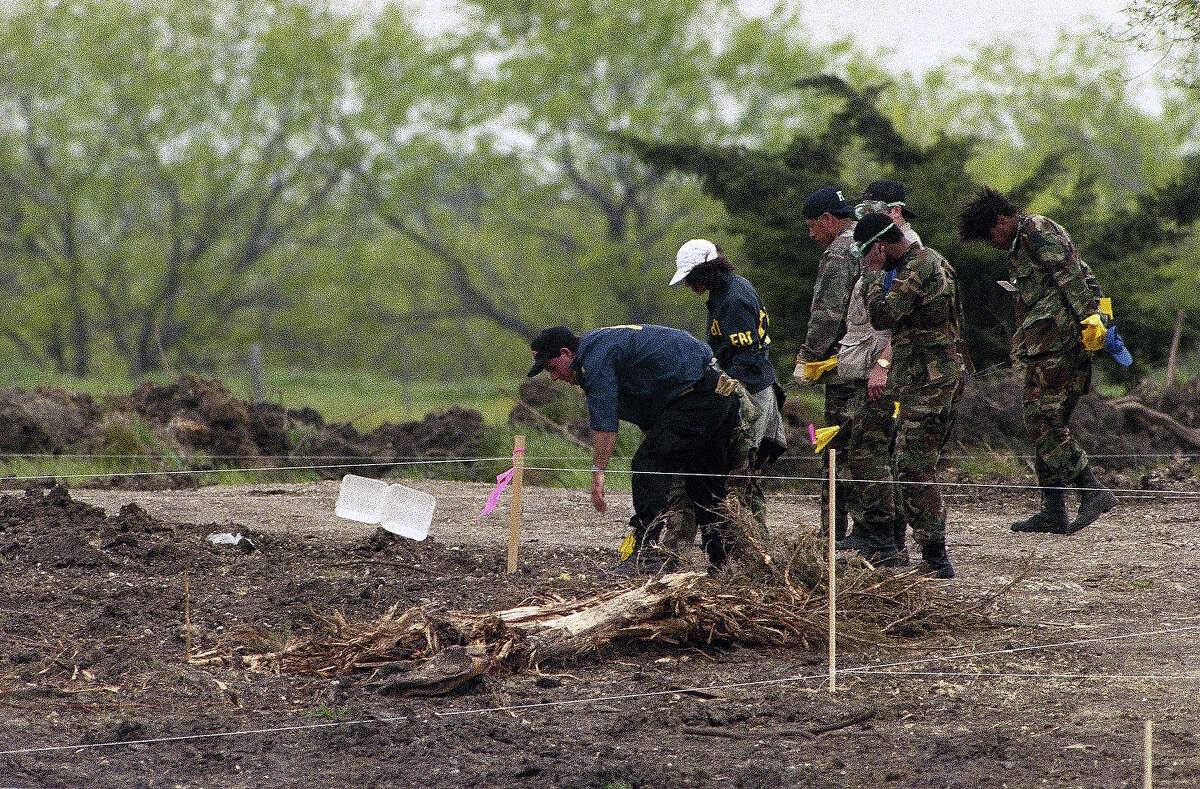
527, 326, 579, 376
801, 187, 853, 220
861, 180, 916, 219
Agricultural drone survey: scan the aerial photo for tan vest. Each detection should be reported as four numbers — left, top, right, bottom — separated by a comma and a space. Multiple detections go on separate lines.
836, 274, 891, 380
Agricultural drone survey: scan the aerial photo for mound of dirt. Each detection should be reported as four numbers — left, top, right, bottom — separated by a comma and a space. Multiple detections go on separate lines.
0, 486, 183, 568
508, 377, 591, 443
0, 375, 489, 481
0, 386, 102, 452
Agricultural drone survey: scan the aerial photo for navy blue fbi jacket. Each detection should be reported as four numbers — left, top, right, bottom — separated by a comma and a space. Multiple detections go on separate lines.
705, 273, 775, 394
571, 325, 714, 433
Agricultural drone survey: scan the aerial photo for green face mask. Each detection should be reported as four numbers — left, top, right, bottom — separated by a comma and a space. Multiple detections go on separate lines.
851, 223, 896, 258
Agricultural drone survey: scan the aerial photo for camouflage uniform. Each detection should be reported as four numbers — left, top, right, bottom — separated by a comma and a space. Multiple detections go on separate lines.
798, 221, 860, 537
863, 245, 967, 549
838, 273, 901, 553
1008, 215, 1103, 488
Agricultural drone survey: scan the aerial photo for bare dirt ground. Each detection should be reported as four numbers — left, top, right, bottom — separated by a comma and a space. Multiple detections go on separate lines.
2, 477, 1200, 789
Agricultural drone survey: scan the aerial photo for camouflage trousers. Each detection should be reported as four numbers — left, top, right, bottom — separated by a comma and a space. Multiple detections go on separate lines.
1022, 351, 1092, 487
894, 374, 963, 546
820, 380, 860, 537
847, 385, 901, 547
657, 383, 769, 558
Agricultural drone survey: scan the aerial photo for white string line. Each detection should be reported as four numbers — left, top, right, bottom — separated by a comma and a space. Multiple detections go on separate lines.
848, 670, 1200, 680
3, 622, 1198, 756
4, 449, 1197, 462
2, 458, 1196, 499
0, 453, 527, 461
0, 458, 516, 482
521, 465, 1200, 498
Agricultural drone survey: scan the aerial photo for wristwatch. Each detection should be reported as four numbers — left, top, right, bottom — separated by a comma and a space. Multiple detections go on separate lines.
876, 358, 890, 369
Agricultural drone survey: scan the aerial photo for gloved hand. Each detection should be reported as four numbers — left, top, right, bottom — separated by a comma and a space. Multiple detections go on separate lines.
1080, 313, 1107, 351
813, 425, 840, 453
715, 372, 739, 396
799, 356, 839, 382
1104, 323, 1133, 366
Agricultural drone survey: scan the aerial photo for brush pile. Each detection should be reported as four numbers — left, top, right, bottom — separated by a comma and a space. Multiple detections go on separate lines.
194, 526, 1010, 696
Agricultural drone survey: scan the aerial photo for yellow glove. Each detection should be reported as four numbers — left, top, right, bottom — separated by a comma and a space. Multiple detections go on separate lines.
618, 533, 636, 561
802, 356, 839, 382
1080, 313, 1107, 351
813, 425, 840, 453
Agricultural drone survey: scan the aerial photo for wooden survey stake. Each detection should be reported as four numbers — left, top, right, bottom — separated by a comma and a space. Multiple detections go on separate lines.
506, 435, 526, 574
827, 447, 837, 693
1144, 720, 1153, 789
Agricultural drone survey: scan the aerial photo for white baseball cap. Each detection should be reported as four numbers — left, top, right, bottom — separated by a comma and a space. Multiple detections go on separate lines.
671, 239, 718, 286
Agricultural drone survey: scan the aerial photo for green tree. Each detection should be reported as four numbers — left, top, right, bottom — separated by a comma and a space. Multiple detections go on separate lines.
350, 0, 835, 369
0, 0, 442, 375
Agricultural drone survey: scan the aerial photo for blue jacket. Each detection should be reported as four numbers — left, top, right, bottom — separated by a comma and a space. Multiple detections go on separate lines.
572, 325, 713, 432
705, 273, 775, 394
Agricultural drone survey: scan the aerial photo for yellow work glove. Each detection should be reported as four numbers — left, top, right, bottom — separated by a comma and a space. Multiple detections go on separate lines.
813, 425, 840, 453
1080, 313, 1107, 351
618, 533, 636, 561
715, 372, 739, 396
802, 356, 839, 382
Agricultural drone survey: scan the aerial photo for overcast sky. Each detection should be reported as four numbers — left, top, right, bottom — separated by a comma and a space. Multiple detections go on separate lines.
357, 0, 1163, 107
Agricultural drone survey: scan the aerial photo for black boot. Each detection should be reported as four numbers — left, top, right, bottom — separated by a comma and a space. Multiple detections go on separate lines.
836, 522, 869, 551
918, 540, 955, 579
1011, 486, 1069, 533
1069, 465, 1118, 532
612, 518, 666, 577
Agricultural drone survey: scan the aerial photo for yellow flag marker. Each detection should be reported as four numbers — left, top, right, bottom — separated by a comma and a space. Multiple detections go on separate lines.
813, 425, 840, 453
892, 401, 901, 419
1099, 297, 1113, 319
618, 533, 636, 561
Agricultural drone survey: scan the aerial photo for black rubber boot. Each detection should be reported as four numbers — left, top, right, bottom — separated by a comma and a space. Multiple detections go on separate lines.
918, 540, 955, 579
1011, 487, 1069, 533
612, 518, 666, 577
836, 522, 869, 551
1069, 465, 1118, 532
855, 542, 908, 568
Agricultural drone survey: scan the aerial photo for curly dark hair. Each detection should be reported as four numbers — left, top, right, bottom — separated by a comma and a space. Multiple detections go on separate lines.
958, 186, 1017, 241
683, 246, 734, 291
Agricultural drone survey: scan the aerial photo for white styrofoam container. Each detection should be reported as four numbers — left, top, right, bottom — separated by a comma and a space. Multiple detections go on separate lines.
335, 474, 434, 541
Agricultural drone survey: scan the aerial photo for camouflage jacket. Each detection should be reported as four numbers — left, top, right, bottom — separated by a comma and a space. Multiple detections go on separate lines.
1007, 214, 1103, 360
863, 244, 966, 392
798, 221, 858, 362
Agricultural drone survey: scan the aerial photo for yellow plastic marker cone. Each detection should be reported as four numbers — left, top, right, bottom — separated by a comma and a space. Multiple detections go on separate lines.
618, 533, 636, 561
813, 425, 840, 453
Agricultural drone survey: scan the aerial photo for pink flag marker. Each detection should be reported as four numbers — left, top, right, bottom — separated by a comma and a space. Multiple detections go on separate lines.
808, 423, 817, 445
476, 448, 526, 522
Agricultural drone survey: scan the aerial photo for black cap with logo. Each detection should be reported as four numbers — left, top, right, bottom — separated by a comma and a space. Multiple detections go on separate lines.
527, 327, 579, 377
860, 180, 916, 219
